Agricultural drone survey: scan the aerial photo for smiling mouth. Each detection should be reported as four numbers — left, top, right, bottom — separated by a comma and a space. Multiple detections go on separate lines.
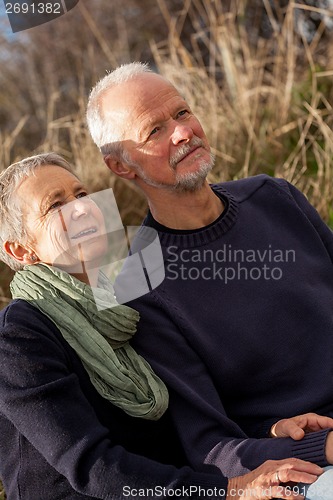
71, 227, 98, 240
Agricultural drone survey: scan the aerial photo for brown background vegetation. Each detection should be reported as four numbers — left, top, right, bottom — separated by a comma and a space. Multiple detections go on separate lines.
0, 1, 333, 496
1, 0, 333, 305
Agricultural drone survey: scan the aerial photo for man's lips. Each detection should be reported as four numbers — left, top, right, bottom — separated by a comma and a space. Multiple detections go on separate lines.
177, 145, 202, 163
70, 226, 98, 240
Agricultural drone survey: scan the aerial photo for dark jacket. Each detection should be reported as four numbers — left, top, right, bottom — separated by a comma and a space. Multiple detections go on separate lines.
0, 299, 228, 499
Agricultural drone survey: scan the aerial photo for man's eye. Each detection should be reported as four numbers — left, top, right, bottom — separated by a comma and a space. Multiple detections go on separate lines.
177, 110, 189, 118
149, 127, 159, 137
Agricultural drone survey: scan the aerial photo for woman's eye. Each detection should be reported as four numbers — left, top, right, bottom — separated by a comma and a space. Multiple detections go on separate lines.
48, 201, 62, 211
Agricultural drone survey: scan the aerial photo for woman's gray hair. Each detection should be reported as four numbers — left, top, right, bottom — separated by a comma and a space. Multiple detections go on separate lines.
86, 62, 152, 159
0, 152, 74, 271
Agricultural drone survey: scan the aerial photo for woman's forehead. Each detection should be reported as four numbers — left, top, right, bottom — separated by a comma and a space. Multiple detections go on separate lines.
15, 166, 81, 206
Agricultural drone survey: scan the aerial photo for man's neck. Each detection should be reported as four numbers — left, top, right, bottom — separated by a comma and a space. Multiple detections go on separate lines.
146, 182, 224, 230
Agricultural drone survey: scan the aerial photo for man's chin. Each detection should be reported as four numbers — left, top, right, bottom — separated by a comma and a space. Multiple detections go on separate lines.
137, 157, 213, 193
173, 162, 213, 193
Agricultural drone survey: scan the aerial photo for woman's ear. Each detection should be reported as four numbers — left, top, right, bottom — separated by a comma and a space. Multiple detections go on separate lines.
3, 241, 37, 265
104, 155, 136, 180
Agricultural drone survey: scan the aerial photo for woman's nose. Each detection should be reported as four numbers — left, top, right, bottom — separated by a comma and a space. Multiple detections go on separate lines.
71, 199, 89, 219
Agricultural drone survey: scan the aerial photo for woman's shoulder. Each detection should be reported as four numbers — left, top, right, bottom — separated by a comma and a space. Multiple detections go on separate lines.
1, 299, 42, 325
0, 299, 76, 368
0, 299, 61, 339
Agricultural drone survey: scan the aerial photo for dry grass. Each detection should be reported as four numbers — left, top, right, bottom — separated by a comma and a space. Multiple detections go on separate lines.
1, 1, 333, 302
152, 0, 333, 220
0, 2, 333, 496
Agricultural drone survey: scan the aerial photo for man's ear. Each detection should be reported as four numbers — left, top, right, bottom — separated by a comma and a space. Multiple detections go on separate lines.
3, 241, 35, 265
104, 155, 136, 180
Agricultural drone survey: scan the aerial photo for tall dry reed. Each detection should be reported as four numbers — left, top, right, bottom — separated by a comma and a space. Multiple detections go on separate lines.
152, 0, 333, 221
1, 0, 333, 306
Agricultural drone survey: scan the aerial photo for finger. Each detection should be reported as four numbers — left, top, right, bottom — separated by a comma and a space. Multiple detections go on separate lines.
270, 458, 322, 476
278, 420, 305, 440
277, 464, 322, 485
290, 414, 328, 431
305, 416, 333, 432
289, 423, 306, 440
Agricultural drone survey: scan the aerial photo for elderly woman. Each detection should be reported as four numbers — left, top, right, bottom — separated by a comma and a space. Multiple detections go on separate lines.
0, 153, 323, 499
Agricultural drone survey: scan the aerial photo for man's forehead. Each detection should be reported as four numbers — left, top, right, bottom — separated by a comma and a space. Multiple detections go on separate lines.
101, 75, 188, 145
103, 74, 179, 110
102, 78, 184, 128
103, 106, 130, 128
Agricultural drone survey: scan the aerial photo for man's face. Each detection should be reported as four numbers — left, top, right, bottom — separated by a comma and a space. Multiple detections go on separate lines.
102, 74, 214, 192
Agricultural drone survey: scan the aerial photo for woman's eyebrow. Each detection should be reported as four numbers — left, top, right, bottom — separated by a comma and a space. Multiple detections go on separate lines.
41, 183, 86, 207
39, 188, 64, 208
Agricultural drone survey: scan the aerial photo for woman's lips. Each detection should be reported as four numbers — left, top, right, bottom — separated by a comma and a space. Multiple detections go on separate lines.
71, 227, 98, 240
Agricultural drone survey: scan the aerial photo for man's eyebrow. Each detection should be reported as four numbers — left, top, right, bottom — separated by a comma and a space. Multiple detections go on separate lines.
138, 117, 159, 137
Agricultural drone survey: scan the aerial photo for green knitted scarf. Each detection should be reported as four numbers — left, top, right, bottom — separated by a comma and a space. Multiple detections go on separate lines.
10, 263, 168, 420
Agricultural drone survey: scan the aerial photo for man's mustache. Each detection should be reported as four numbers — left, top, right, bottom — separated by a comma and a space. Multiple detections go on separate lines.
170, 138, 205, 169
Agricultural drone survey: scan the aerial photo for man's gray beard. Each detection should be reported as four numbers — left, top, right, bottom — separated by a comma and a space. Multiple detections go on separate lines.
129, 153, 215, 193
173, 154, 215, 192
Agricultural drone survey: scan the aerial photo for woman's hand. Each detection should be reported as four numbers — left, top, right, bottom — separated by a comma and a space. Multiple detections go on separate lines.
226, 458, 323, 499
270, 413, 333, 440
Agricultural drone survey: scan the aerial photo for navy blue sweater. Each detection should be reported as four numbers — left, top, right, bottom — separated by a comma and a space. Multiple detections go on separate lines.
125, 175, 333, 477
0, 299, 229, 499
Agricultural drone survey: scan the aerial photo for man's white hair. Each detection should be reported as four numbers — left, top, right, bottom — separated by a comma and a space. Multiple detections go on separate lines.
86, 62, 152, 158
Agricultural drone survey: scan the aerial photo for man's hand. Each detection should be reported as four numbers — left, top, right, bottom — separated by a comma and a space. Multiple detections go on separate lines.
270, 413, 333, 440
226, 458, 323, 499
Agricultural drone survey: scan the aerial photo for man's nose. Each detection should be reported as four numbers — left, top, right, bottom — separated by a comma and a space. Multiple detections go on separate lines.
171, 124, 194, 145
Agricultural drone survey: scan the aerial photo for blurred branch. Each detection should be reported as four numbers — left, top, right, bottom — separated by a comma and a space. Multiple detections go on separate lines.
78, 2, 119, 67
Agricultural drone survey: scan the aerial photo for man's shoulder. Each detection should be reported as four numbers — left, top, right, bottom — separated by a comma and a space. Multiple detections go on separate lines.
212, 174, 289, 202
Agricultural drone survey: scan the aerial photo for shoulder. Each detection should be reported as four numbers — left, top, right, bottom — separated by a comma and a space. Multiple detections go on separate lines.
0, 299, 63, 342
0, 300, 79, 376
1, 299, 47, 326
212, 174, 291, 202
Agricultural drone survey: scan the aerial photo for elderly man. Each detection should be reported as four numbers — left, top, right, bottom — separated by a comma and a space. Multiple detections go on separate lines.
86, 63, 333, 484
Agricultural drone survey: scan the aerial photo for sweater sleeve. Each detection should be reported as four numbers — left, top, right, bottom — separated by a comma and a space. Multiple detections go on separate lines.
130, 290, 331, 477
276, 178, 333, 263
0, 302, 228, 499
237, 177, 333, 452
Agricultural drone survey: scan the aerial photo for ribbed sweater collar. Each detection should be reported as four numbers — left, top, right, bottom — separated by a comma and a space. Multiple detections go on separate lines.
143, 183, 239, 248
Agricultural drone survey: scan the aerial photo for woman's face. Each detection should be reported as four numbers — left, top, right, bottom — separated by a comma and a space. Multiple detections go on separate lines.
15, 165, 108, 272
